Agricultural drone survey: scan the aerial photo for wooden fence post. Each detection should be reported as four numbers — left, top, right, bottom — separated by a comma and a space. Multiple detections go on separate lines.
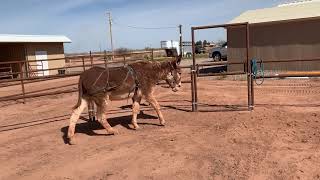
82, 57, 85, 72
151, 49, 154, 60
90, 51, 93, 67
104, 50, 107, 68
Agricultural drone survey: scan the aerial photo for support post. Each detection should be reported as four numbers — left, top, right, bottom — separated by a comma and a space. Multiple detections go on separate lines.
89, 51, 95, 121
179, 24, 183, 56
246, 23, 253, 111
24, 45, 30, 78
18, 62, 26, 104
104, 50, 107, 68
151, 49, 154, 60
195, 64, 198, 107
190, 66, 195, 110
82, 57, 85, 72
90, 51, 93, 67
191, 28, 198, 112
250, 62, 254, 108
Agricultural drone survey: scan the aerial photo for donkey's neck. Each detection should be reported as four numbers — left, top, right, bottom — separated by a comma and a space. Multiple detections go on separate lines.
132, 61, 171, 83
151, 61, 171, 80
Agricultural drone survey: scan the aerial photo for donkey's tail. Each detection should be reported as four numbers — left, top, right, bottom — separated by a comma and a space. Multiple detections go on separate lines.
73, 78, 84, 110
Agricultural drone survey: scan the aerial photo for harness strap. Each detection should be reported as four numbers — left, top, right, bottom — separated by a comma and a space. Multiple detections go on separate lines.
88, 65, 140, 96
92, 69, 109, 88
127, 65, 140, 88
126, 65, 140, 98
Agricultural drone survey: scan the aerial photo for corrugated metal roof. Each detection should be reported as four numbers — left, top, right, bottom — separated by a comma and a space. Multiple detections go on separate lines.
0, 34, 72, 43
229, 1, 320, 24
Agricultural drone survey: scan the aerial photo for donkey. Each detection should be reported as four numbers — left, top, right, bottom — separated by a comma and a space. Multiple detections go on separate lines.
67, 56, 182, 144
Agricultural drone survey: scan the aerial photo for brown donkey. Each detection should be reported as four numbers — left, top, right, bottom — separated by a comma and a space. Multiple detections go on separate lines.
68, 56, 182, 144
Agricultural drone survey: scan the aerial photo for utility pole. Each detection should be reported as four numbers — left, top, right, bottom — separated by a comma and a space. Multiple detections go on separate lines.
179, 24, 183, 57
107, 12, 114, 60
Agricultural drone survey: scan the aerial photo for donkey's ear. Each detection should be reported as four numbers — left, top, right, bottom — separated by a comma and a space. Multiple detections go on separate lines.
171, 59, 178, 69
176, 55, 182, 65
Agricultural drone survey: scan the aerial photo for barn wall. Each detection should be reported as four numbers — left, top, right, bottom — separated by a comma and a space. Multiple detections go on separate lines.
0, 43, 26, 78
26, 43, 66, 75
227, 18, 320, 72
227, 26, 247, 72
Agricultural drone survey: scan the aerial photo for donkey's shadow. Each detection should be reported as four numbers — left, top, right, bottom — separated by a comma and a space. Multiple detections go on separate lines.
61, 112, 158, 144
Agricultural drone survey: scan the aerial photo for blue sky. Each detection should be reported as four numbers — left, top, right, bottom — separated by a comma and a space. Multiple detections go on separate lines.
1, 0, 286, 53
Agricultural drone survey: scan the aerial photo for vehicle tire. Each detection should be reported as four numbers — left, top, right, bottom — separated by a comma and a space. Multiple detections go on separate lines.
212, 52, 221, 61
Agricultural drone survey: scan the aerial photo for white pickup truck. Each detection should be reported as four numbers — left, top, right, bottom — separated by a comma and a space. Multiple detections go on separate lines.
160, 40, 180, 56
208, 42, 227, 61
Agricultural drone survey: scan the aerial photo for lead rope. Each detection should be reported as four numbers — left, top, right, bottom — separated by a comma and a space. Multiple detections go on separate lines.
251, 58, 265, 85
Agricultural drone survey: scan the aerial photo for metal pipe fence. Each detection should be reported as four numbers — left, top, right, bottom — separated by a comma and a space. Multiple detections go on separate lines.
1, 44, 320, 113
0, 50, 156, 103
190, 22, 320, 112
191, 22, 251, 112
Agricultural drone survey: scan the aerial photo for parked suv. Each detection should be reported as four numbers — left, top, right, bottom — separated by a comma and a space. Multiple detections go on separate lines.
208, 42, 227, 61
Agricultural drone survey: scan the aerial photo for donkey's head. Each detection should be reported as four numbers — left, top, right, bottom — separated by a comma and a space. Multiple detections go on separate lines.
166, 55, 182, 92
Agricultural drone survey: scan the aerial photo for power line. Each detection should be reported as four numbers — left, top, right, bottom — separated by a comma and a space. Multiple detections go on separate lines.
112, 19, 178, 30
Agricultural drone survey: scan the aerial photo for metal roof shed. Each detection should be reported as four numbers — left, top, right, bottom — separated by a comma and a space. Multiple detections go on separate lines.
227, 1, 320, 72
0, 34, 71, 78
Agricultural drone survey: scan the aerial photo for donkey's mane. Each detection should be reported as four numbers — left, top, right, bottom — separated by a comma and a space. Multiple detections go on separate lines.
131, 60, 173, 81
132, 60, 172, 69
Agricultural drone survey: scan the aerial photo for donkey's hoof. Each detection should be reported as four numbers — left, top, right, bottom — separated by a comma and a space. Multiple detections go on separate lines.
160, 120, 166, 126
133, 125, 140, 130
68, 137, 77, 145
108, 128, 119, 135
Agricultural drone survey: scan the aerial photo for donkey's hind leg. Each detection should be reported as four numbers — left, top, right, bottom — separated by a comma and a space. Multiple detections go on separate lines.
68, 98, 88, 145
96, 97, 119, 135
131, 90, 142, 130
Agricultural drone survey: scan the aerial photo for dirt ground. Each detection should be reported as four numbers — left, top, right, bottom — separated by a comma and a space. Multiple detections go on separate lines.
0, 77, 320, 180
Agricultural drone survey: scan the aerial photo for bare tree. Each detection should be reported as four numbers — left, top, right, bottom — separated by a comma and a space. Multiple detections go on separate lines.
115, 47, 131, 55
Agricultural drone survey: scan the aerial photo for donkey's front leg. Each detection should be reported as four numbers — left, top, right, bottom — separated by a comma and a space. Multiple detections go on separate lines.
131, 101, 140, 129
146, 96, 165, 126
131, 91, 142, 129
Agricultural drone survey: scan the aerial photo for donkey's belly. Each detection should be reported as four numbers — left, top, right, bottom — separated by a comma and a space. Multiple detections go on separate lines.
106, 82, 137, 101
108, 90, 134, 101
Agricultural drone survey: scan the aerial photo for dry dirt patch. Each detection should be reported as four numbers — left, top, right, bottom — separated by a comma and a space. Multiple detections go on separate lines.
0, 78, 319, 180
